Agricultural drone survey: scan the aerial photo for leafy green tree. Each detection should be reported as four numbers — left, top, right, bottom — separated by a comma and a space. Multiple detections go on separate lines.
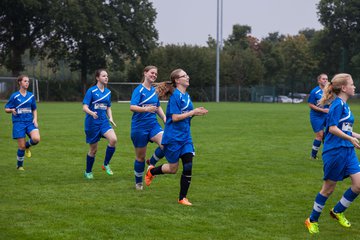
0, 0, 52, 76
44, 0, 158, 95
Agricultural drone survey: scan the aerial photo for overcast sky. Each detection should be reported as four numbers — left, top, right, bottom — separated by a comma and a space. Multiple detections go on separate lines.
150, 0, 323, 46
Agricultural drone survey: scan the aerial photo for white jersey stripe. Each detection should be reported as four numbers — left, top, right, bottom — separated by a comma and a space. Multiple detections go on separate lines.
16, 95, 34, 109
139, 92, 156, 105
339, 111, 351, 123
92, 91, 111, 104
181, 98, 190, 111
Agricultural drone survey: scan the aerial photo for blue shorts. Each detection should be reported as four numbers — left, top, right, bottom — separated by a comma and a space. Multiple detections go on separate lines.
322, 147, 360, 181
85, 121, 112, 144
131, 123, 163, 148
310, 115, 326, 133
163, 142, 195, 163
13, 121, 38, 139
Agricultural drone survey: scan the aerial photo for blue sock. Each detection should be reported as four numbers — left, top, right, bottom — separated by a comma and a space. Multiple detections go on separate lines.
310, 193, 328, 222
26, 138, 38, 148
311, 139, 321, 158
17, 149, 25, 167
149, 147, 165, 166
86, 154, 95, 173
134, 160, 145, 184
333, 188, 359, 213
104, 146, 115, 166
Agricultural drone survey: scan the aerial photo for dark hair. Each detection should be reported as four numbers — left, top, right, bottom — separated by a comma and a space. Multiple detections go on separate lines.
92, 69, 107, 86
156, 68, 183, 99
141, 65, 158, 83
17, 75, 28, 87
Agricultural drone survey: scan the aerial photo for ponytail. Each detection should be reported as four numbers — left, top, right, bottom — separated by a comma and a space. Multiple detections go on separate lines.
318, 73, 351, 106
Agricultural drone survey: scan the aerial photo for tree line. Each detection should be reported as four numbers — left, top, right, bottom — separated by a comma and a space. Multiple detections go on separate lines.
1, 0, 360, 100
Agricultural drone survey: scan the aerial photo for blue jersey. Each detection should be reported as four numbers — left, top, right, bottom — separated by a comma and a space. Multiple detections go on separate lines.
83, 85, 111, 130
323, 97, 354, 153
308, 86, 328, 118
162, 89, 194, 145
130, 84, 160, 131
5, 91, 37, 123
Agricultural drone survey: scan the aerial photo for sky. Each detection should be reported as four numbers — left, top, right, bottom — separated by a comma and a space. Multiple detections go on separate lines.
150, 0, 323, 46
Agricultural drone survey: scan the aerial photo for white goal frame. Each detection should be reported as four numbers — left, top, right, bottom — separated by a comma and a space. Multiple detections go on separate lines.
0, 77, 40, 102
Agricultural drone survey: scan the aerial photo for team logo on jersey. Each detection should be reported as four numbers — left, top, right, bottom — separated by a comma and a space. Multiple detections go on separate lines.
94, 103, 107, 110
17, 108, 32, 114
342, 122, 353, 132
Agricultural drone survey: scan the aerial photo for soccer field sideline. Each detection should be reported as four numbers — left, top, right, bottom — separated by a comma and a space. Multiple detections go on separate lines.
1, 102, 360, 239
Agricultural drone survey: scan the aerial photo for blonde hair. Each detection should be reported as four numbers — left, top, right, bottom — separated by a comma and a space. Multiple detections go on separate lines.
155, 68, 183, 99
319, 73, 352, 106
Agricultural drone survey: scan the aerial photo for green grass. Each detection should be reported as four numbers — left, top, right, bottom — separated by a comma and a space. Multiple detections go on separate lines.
1, 102, 360, 239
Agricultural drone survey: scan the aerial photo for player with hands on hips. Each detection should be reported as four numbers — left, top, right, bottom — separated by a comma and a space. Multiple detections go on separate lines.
5, 75, 40, 170
130, 65, 166, 190
305, 73, 360, 234
82, 69, 117, 179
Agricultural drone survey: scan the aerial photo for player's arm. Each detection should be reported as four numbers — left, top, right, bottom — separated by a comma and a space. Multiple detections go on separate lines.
130, 105, 158, 113
106, 107, 116, 127
32, 109, 38, 127
329, 126, 360, 149
156, 106, 166, 123
172, 107, 208, 122
82, 104, 98, 119
5, 108, 17, 115
308, 103, 329, 113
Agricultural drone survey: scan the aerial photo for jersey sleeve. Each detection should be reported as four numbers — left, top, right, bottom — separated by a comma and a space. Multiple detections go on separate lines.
31, 93, 37, 110
107, 90, 112, 107
168, 93, 182, 115
130, 88, 141, 106
83, 89, 92, 106
327, 102, 342, 127
307, 91, 316, 104
5, 94, 15, 109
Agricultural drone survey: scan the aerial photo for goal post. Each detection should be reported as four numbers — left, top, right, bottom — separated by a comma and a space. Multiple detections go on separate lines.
0, 77, 40, 102
107, 82, 141, 102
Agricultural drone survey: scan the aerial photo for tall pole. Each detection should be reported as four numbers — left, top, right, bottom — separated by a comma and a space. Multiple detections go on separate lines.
215, 0, 221, 102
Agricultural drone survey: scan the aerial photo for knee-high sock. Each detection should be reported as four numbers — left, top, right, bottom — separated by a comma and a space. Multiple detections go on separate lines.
149, 147, 165, 166
179, 156, 193, 200
86, 154, 95, 173
26, 138, 38, 148
333, 188, 359, 213
134, 160, 145, 184
17, 149, 25, 167
104, 146, 115, 166
309, 193, 328, 222
311, 139, 321, 158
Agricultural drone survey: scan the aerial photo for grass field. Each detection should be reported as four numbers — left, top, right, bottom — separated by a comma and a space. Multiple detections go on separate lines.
1, 101, 360, 239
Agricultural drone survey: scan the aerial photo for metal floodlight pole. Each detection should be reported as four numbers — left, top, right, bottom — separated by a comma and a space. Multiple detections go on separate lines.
215, 0, 222, 102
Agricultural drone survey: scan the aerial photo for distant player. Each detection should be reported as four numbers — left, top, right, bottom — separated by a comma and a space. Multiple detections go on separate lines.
308, 73, 329, 159
145, 68, 208, 206
305, 73, 360, 234
82, 69, 117, 179
130, 66, 166, 190
5, 75, 40, 170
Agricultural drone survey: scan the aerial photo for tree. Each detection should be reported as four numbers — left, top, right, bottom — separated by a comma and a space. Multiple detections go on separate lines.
0, 0, 53, 76
45, 0, 158, 95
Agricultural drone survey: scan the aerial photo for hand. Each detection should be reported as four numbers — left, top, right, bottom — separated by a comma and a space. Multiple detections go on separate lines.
109, 119, 117, 127
12, 109, 17, 115
192, 107, 208, 116
146, 106, 158, 113
91, 111, 98, 119
323, 109, 329, 114
350, 137, 360, 149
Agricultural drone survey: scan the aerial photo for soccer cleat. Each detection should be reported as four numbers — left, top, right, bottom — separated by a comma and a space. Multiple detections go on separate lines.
17, 166, 25, 171
178, 198, 192, 206
330, 208, 351, 228
25, 148, 32, 158
145, 166, 155, 186
84, 172, 94, 180
304, 218, 319, 234
135, 183, 143, 190
310, 156, 319, 160
102, 165, 113, 176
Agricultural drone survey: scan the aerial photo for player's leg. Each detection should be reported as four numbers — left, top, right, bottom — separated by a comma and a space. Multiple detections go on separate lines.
133, 147, 147, 190
16, 138, 26, 170
147, 127, 165, 166
102, 129, 117, 175
311, 130, 323, 159
25, 128, 40, 158
178, 153, 193, 206
85, 142, 98, 179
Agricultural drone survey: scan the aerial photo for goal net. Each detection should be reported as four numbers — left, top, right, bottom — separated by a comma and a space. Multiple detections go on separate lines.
0, 77, 40, 102
107, 82, 140, 102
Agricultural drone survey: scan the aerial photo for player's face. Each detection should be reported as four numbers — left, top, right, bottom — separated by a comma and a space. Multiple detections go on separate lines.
176, 71, 190, 88
97, 71, 108, 84
318, 75, 328, 87
342, 77, 356, 97
144, 68, 158, 83
19, 77, 30, 90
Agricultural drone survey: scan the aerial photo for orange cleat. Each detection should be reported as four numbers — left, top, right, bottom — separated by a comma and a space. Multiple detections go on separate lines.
145, 166, 155, 186
178, 198, 192, 206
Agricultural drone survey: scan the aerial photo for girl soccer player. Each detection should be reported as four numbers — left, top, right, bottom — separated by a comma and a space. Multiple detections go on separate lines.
5, 75, 40, 170
145, 68, 208, 205
82, 69, 117, 179
308, 73, 329, 159
130, 66, 166, 190
305, 73, 360, 234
